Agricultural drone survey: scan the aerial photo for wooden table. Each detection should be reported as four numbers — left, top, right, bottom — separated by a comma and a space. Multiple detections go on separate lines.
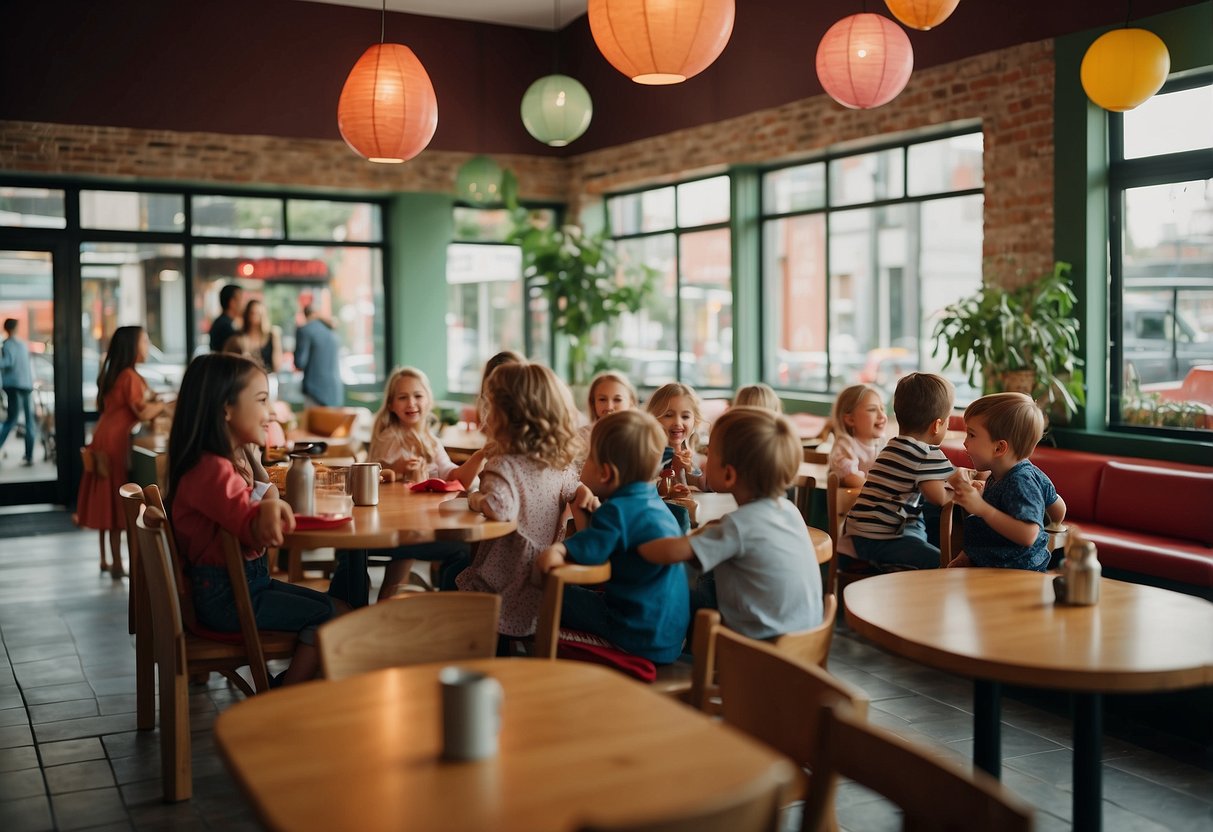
215, 659, 796, 832
439, 425, 487, 463
844, 569, 1213, 832
688, 492, 832, 564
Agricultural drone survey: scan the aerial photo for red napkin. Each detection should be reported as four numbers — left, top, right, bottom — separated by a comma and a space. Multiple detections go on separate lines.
293, 515, 353, 531
409, 478, 464, 493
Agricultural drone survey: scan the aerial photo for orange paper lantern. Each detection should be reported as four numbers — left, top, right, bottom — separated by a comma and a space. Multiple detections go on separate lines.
337, 43, 438, 164
1080, 28, 1171, 112
883, 0, 960, 31
588, 0, 735, 85
816, 14, 914, 110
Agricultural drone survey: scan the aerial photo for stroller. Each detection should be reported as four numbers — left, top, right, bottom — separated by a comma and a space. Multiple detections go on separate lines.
33, 384, 55, 464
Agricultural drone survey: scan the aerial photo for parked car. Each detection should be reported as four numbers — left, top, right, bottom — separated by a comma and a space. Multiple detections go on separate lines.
1122, 290, 1213, 386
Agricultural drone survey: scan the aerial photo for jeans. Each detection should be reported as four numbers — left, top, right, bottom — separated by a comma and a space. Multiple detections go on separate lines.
0, 387, 35, 461
560, 585, 612, 640
190, 556, 335, 645
852, 515, 941, 570
328, 541, 471, 607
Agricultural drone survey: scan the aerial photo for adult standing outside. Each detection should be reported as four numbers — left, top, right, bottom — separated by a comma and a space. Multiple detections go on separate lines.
76, 326, 169, 577
225, 298, 282, 372
0, 318, 36, 466
209, 284, 244, 353
294, 305, 343, 407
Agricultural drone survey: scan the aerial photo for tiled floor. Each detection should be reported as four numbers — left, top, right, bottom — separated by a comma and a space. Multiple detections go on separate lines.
1, 521, 1211, 831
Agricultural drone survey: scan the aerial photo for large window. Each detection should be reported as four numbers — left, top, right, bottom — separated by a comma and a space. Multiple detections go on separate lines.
1111, 77, 1213, 436
606, 175, 733, 390
761, 132, 984, 397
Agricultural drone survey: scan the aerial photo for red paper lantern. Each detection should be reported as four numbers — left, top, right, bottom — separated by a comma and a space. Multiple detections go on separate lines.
883, 0, 960, 31
816, 14, 914, 110
588, 0, 735, 85
337, 43, 438, 163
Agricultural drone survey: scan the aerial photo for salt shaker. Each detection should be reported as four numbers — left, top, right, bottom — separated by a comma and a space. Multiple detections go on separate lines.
285, 453, 315, 517
1053, 529, 1100, 605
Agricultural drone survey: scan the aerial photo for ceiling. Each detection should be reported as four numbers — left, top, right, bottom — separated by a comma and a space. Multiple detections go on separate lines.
295, 0, 588, 30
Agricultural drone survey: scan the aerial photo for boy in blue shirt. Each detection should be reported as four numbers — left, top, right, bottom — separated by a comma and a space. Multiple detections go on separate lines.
637, 407, 823, 640
947, 392, 1067, 571
534, 410, 689, 664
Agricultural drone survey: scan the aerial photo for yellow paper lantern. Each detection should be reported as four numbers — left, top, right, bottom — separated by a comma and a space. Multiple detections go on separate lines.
883, 0, 960, 31
588, 0, 736, 85
337, 43, 439, 163
1080, 28, 1170, 112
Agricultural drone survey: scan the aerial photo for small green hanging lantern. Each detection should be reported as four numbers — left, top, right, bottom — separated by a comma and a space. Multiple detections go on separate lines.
520, 74, 593, 147
454, 155, 504, 205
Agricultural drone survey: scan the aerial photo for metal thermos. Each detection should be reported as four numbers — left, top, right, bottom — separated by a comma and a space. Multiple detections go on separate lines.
1053, 531, 1101, 606
285, 454, 315, 516
351, 462, 382, 506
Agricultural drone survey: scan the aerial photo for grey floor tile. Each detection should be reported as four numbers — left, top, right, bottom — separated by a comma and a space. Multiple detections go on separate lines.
1100, 766, 1213, 832
947, 723, 1065, 760
0, 793, 53, 832
0, 723, 34, 748
12, 657, 85, 688
110, 753, 162, 786
0, 766, 47, 800
0, 684, 25, 710
28, 699, 99, 725
870, 694, 970, 724
32, 713, 135, 744
836, 793, 902, 832
89, 677, 137, 698
0, 744, 39, 772
97, 695, 137, 716
0, 705, 32, 727
1106, 751, 1213, 805
124, 801, 205, 831
7, 642, 79, 665
37, 737, 106, 767
50, 786, 130, 831
101, 731, 159, 760
118, 777, 165, 807
44, 758, 116, 794
22, 682, 95, 706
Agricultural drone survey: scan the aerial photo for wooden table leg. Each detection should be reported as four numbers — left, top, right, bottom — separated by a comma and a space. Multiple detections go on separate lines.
973, 678, 1002, 778
1072, 692, 1103, 832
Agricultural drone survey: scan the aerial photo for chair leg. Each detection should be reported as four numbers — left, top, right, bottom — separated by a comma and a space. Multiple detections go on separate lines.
158, 663, 192, 802
219, 669, 256, 698
134, 584, 155, 732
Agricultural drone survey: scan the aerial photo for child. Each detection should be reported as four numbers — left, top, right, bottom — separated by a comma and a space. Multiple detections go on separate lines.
579, 371, 639, 446
458, 362, 589, 638
637, 407, 823, 640
367, 367, 483, 599
846, 373, 956, 570
535, 410, 690, 663
947, 393, 1067, 571
827, 384, 888, 488
733, 382, 782, 412
646, 382, 707, 492
169, 353, 335, 686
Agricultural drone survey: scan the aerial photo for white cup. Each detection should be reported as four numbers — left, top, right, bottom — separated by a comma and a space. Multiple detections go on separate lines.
439, 667, 503, 762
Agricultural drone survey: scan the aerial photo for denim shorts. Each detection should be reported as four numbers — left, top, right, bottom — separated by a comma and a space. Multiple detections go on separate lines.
190, 556, 335, 645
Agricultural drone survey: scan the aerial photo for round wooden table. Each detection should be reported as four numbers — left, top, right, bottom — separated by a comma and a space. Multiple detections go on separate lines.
214, 659, 796, 832
844, 569, 1213, 832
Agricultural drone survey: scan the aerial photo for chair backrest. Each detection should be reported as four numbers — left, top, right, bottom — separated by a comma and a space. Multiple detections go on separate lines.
304, 407, 359, 437
801, 704, 1034, 832
119, 483, 145, 635
577, 759, 797, 832
771, 592, 838, 670
317, 592, 501, 681
133, 505, 187, 677
142, 484, 202, 632
939, 498, 957, 567
803, 449, 829, 465
217, 529, 275, 693
825, 473, 860, 593
715, 627, 868, 769
535, 562, 612, 659
793, 475, 817, 525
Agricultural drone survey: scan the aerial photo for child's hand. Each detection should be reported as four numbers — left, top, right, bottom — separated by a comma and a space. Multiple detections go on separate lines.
946, 552, 972, 568
671, 445, 695, 475
467, 491, 485, 514
532, 544, 567, 586
949, 475, 985, 515
667, 483, 692, 499
400, 458, 426, 484
571, 483, 600, 514
252, 499, 295, 548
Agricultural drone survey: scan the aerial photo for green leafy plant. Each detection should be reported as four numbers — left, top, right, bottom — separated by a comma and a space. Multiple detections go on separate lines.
931, 261, 1086, 418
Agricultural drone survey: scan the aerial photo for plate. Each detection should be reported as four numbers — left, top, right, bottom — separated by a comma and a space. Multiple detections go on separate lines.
293, 514, 353, 531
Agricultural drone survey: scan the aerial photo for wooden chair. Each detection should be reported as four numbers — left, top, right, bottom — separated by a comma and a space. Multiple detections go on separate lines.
118, 484, 155, 731
141, 484, 297, 696
713, 626, 869, 830
687, 593, 838, 714
577, 758, 798, 832
801, 704, 1034, 832
317, 592, 500, 681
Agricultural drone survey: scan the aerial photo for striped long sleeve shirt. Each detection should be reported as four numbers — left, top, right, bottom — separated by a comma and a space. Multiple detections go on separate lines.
845, 436, 954, 540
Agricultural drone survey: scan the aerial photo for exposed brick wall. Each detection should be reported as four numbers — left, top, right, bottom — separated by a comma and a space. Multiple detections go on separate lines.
566, 40, 1056, 286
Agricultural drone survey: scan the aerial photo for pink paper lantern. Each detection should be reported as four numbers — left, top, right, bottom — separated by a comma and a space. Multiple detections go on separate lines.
815, 13, 914, 110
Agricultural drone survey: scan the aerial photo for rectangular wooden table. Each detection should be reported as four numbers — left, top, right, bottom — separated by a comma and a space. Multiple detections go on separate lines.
215, 659, 796, 832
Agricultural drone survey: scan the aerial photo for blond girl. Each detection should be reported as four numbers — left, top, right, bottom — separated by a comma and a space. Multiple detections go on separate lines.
646, 382, 707, 492
826, 384, 888, 488
733, 382, 782, 412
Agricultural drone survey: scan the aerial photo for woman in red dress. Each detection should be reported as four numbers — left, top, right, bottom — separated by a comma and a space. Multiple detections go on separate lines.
76, 326, 169, 577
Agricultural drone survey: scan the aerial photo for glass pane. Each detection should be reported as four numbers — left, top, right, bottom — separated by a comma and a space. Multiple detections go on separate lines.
829, 149, 904, 206
1120, 179, 1213, 432
192, 195, 284, 238
762, 215, 830, 391
918, 195, 985, 404
0, 187, 66, 229
828, 205, 910, 393
679, 228, 732, 388
610, 234, 677, 389
1123, 83, 1213, 160
763, 163, 826, 214
0, 250, 55, 481
452, 207, 514, 243
287, 199, 382, 242
80, 243, 187, 410
193, 244, 385, 405
607, 187, 675, 235
80, 190, 185, 232
445, 243, 524, 394
677, 176, 730, 227
907, 133, 984, 196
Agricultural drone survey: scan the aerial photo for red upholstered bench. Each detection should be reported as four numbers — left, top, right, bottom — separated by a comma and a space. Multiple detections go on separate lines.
941, 443, 1213, 598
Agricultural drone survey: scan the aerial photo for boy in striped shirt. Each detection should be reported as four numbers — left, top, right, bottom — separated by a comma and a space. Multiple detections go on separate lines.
847, 373, 955, 569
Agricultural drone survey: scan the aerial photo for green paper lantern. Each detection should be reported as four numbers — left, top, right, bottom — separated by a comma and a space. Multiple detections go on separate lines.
520, 74, 593, 147
455, 155, 504, 205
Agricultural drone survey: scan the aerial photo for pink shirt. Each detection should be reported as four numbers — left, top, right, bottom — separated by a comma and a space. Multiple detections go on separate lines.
369, 428, 458, 481
829, 433, 883, 481
172, 453, 262, 568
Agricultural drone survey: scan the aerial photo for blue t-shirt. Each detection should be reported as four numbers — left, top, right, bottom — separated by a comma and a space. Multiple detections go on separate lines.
963, 460, 1058, 571
562, 481, 689, 663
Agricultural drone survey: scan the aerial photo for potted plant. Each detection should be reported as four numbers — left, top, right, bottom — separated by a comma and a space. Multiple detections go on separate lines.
931, 261, 1086, 419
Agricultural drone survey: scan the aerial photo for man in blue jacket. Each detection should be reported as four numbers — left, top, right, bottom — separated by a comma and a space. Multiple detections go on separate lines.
0, 318, 36, 466
294, 305, 343, 407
